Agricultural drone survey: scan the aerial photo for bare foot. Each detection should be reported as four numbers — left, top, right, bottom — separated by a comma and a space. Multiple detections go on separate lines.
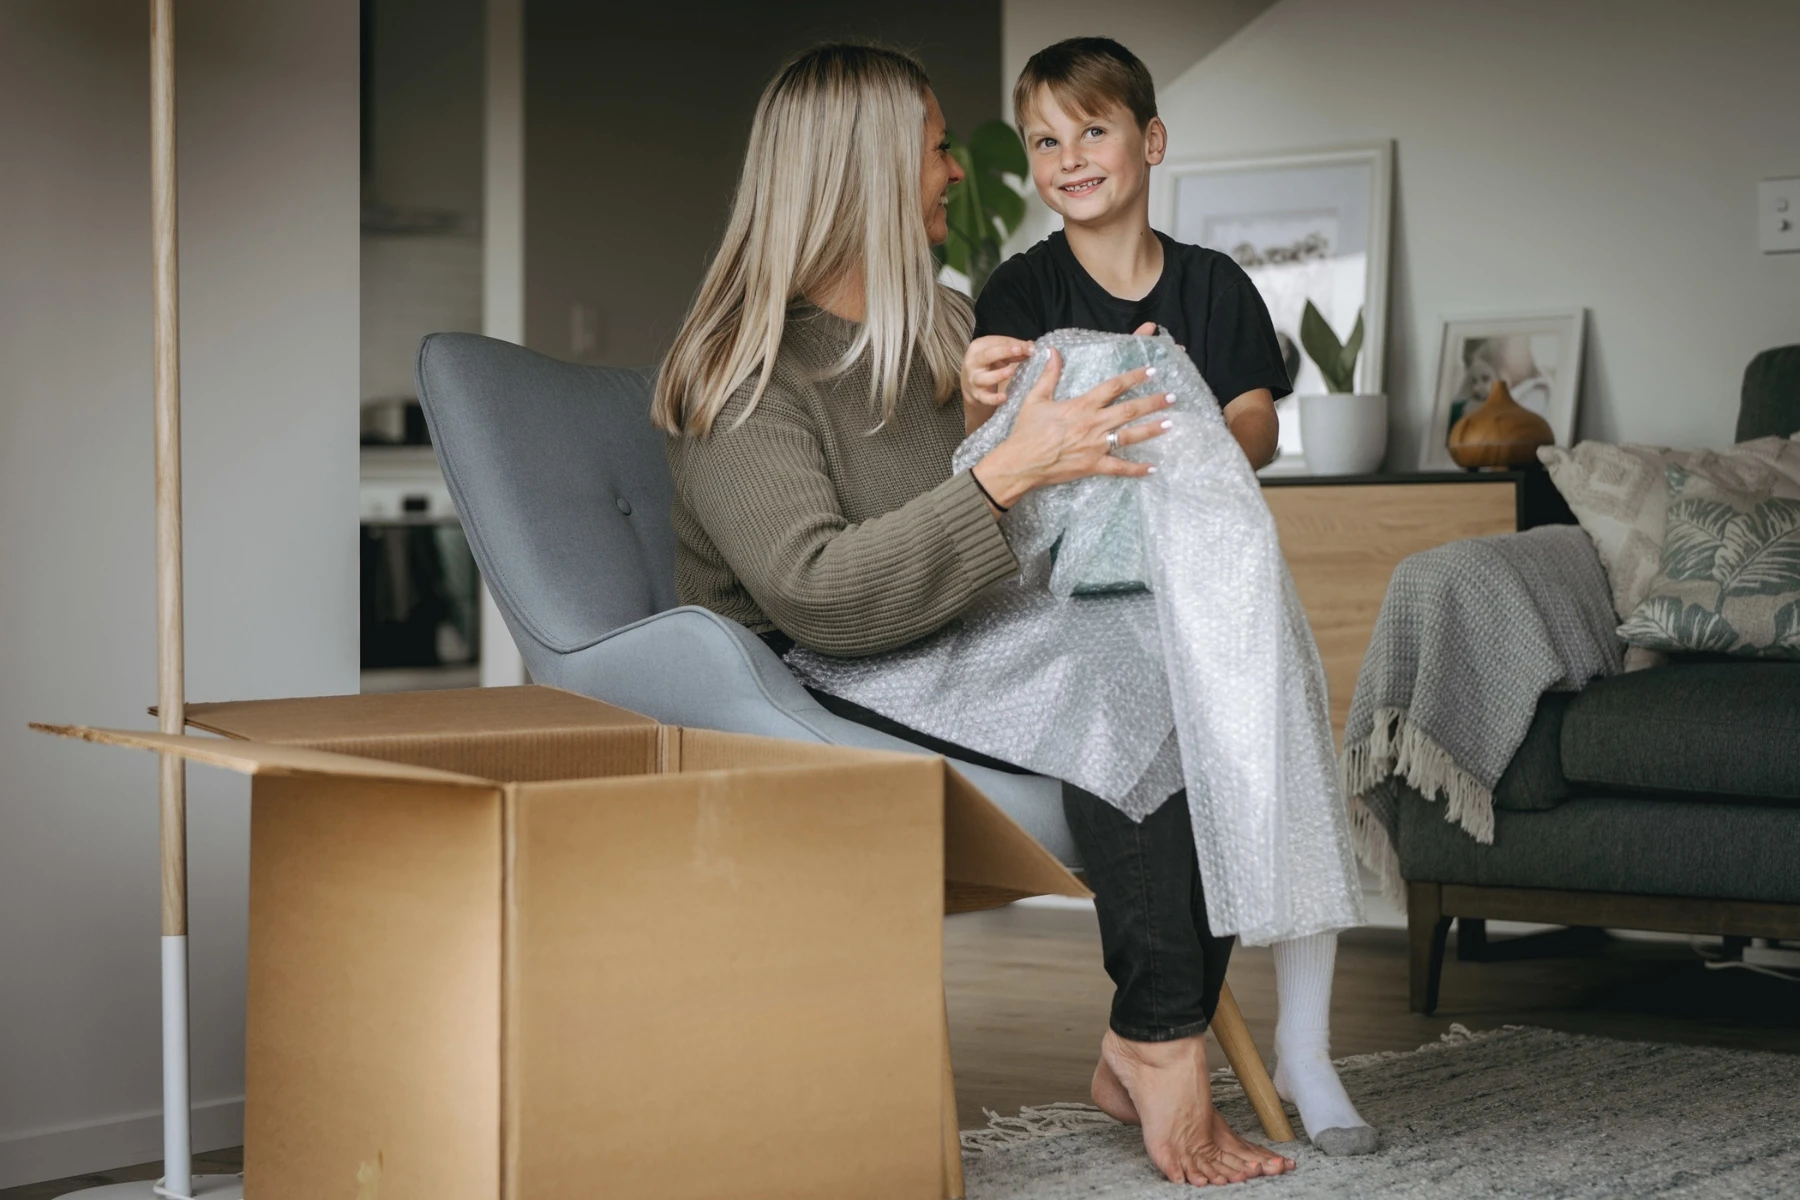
1210, 1106, 1296, 1176
1091, 1055, 1139, 1124
1093, 1043, 1298, 1176
1099, 1030, 1278, 1186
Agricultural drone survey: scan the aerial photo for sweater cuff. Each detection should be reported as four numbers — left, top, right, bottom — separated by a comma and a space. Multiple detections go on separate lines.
930, 470, 1019, 589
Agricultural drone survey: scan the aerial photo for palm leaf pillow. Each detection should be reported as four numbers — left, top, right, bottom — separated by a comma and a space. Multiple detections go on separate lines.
1617, 466, 1800, 660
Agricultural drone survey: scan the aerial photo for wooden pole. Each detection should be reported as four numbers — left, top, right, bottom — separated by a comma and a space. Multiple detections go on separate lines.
149, 1, 194, 1195
150, 0, 185, 936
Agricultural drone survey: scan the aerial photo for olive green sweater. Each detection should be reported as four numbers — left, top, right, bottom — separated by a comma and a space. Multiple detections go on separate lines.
665, 303, 1019, 656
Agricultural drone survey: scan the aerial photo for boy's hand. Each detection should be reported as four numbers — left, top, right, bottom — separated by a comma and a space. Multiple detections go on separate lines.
962, 335, 1035, 433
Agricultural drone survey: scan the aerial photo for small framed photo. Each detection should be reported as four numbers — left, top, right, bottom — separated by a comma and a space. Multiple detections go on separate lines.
1155, 142, 1393, 474
1421, 309, 1586, 471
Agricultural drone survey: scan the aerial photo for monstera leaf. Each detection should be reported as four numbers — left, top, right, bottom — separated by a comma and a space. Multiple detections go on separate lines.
937, 120, 1029, 296
1659, 494, 1738, 581
1618, 594, 1740, 653
1715, 496, 1800, 598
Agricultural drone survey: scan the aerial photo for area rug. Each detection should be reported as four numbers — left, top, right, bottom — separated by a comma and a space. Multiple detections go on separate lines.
959, 1026, 1800, 1198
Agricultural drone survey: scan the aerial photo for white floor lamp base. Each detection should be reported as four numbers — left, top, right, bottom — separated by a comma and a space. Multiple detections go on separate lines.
54, 1176, 243, 1200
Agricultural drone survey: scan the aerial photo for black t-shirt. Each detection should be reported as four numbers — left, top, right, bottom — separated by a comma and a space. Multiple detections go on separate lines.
973, 230, 1293, 406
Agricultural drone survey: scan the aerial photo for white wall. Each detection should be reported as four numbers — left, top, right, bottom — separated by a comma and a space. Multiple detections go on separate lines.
1154, 0, 1800, 465
0, 1, 359, 1185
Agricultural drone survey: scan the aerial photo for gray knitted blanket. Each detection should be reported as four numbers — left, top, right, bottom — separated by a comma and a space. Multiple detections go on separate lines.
1342, 525, 1622, 901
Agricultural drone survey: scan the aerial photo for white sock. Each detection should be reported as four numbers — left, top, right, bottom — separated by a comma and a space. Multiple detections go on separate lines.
1271, 932, 1376, 1151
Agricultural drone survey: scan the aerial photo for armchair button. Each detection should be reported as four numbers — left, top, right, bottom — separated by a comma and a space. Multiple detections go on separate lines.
615, 496, 633, 515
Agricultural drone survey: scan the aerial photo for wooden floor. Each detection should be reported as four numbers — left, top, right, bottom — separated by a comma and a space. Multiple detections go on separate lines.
9, 905, 1799, 1196
941, 903, 1800, 1130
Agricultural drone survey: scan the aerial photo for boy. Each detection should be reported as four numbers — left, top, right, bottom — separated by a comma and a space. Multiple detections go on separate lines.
962, 36, 1378, 1168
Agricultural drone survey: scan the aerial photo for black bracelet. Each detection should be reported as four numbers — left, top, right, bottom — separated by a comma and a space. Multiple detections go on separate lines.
969, 469, 1009, 513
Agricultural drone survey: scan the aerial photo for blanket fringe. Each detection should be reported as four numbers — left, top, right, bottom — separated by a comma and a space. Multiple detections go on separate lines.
1349, 794, 1405, 908
1342, 706, 1496, 871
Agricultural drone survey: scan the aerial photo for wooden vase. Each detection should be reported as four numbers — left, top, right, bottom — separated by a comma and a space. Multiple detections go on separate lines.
1447, 379, 1553, 469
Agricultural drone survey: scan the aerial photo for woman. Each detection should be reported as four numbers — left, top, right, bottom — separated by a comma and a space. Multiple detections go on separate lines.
654, 44, 1293, 1187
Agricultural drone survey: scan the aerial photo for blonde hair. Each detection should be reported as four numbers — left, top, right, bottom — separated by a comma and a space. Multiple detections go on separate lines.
653, 44, 972, 437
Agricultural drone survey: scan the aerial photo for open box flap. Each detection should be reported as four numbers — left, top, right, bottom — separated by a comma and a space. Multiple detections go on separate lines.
31, 724, 497, 789
944, 768, 1091, 899
167, 684, 655, 744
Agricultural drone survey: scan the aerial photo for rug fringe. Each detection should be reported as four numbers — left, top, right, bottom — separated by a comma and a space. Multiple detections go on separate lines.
960, 1103, 1118, 1153
959, 1025, 1519, 1154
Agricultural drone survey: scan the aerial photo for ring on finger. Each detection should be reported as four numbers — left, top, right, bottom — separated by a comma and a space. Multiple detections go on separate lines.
1105, 430, 1120, 453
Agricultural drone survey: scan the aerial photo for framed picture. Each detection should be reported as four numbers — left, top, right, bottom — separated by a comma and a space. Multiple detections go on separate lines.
1421, 309, 1586, 471
1155, 142, 1393, 473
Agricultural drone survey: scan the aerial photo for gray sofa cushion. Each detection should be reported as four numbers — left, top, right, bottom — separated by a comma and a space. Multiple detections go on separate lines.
1558, 661, 1800, 801
1737, 344, 1800, 442
1491, 692, 1574, 812
1396, 786, 1800, 903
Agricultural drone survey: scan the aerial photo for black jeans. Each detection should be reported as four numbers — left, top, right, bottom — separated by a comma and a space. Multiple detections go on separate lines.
792, 663, 1234, 1042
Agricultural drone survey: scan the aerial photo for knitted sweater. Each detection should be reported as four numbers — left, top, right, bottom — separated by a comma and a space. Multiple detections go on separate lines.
664, 303, 1019, 656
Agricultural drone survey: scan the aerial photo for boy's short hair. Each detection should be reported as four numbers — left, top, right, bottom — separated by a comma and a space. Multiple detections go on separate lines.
1013, 37, 1158, 131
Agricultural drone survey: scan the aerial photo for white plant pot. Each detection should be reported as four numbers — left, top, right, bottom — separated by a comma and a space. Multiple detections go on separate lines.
1298, 392, 1388, 476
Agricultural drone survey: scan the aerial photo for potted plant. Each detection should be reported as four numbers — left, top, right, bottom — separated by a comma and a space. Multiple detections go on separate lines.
934, 120, 1029, 297
1296, 299, 1387, 475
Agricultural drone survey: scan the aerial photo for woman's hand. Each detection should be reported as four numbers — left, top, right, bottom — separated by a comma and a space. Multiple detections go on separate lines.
971, 348, 1175, 511
961, 335, 1035, 434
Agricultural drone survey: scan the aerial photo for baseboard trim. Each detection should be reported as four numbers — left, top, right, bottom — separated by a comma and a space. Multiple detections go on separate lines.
0, 1096, 244, 1191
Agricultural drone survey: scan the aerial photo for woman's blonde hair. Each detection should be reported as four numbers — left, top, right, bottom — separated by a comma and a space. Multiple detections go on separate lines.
653, 43, 972, 437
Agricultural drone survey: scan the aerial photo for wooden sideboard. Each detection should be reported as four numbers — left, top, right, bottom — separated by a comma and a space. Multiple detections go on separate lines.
1262, 468, 1573, 740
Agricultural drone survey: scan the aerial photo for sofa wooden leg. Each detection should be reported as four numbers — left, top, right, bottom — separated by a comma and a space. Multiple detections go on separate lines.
1456, 916, 1487, 961
1408, 881, 1452, 1015
942, 996, 965, 1199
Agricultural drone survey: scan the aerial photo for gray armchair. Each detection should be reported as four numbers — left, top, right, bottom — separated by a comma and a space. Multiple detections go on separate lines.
414, 332, 1077, 868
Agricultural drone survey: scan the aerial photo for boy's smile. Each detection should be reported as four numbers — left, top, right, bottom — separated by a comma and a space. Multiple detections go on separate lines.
1021, 86, 1166, 229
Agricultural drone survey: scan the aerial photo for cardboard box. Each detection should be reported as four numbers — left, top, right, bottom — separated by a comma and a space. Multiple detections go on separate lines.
38, 686, 1085, 1199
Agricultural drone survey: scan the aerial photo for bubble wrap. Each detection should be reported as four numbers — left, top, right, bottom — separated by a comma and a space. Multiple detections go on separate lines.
787, 330, 1363, 944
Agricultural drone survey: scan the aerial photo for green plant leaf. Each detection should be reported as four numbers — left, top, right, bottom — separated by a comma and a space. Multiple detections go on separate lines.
1337, 310, 1365, 387
966, 241, 1002, 297
1618, 594, 1740, 653
976, 173, 1026, 238
940, 141, 984, 276
1715, 496, 1800, 598
969, 119, 1028, 182
1299, 301, 1353, 392
1659, 496, 1737, 581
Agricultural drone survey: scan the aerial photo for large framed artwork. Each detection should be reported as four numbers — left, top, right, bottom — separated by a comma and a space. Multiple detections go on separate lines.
1156, 143, 1393, 473
1421, 309, 1586, 471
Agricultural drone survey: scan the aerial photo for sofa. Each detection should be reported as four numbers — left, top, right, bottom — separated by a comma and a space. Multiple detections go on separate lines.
1402, 346, 1800, 1013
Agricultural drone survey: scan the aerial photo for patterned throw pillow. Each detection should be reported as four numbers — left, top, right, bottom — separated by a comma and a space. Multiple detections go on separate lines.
1539, 442, 1688, 620
1540, 435, 1800, 620
1616, 466, 1800, 661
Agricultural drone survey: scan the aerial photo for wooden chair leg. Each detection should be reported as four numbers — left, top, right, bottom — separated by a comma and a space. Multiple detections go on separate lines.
1408, 880, 1452, 1014
941, 996, 965, 1200
1210, 982, 1296, 1143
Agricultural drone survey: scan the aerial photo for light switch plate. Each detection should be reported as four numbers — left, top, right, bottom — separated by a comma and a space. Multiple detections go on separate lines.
1760, 177, 1800, 253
